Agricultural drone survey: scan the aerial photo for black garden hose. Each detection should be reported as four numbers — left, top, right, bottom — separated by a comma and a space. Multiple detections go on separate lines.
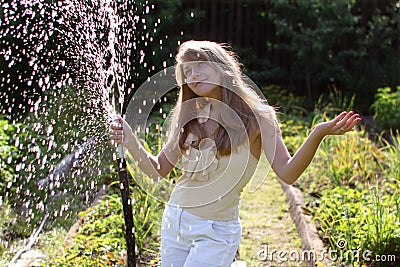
117, 145, 136, 267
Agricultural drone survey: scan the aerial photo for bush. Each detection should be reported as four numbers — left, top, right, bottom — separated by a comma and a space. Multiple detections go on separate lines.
0, 202, 20, 257
372, 86, 400, 130
0, 117, 17, 198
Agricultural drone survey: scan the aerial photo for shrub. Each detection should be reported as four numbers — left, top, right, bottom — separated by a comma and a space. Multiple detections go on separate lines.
0, 117, 17, 198
372, 86, 400, 130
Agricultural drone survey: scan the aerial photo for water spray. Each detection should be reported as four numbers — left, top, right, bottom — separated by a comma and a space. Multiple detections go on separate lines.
107, 1, 136, 264
8, 137, 99, 266
8, 214, 49, 267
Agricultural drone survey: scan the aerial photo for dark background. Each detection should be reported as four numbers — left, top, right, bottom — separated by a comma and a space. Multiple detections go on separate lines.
1, 0, 399, 119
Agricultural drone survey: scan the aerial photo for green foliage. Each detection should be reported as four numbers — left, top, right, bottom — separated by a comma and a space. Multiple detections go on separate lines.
315, 185, 400, 265
3, 0, 400, 119
367, 185, 400, 258
313, 87, 355, 120
372, 86, 400, 130
130, 185, 163, 256
269, 0, 364, 100
261, 85, 309, 130
52, 185, 162, 266
315, 187, 368, 253
262, 85, 310, 155
0, 202, 20, 257
289, 92, 400, 266
53, 194, 127, 266
0, 117, 17, 197
296, 88, 370, 191
239, 48, 287, 87
260, 82, 400, 265
270, 86, 400, 265
266, 0, 400, 110
308, 127, 377, 189
262, 85, 309, 116
377, 132, 400, 190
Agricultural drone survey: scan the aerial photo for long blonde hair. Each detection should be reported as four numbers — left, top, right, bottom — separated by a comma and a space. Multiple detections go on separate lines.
167, 40, 277, 156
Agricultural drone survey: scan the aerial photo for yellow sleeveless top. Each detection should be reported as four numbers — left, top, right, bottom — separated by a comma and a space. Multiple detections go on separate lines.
169, 131, 259, 221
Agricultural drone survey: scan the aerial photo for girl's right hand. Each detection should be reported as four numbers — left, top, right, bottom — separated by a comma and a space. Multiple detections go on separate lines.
109, 115, 132, 146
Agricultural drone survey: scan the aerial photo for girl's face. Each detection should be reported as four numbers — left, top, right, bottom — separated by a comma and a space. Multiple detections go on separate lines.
182, 61, 222, 99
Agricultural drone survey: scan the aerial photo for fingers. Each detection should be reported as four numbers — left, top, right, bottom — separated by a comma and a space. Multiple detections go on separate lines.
110, 115, 123, 128
333, 111, 348, 124
334, 111, 362, 134
109, 130, 123, 146
109, 115, 124, 146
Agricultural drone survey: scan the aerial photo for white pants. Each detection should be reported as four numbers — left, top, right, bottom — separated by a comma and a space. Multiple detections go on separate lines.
161, 204, 241, 267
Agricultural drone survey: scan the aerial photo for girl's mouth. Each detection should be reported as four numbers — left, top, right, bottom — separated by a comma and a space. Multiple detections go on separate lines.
189, 81, 202, 87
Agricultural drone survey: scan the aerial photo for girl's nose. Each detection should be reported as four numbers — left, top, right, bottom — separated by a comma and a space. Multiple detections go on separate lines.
191, 68, 201, 78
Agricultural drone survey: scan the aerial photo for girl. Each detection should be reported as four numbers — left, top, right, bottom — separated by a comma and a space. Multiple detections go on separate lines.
109, 40, 361, 267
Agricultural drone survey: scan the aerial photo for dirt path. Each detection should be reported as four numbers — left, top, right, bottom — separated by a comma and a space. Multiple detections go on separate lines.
239, 171, 308, 267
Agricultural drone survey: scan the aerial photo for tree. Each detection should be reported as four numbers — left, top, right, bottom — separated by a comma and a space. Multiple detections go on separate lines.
269, 0, 364, 101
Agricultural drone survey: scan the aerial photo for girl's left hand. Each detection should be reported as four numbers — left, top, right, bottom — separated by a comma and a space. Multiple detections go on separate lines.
315, 111, 362, 137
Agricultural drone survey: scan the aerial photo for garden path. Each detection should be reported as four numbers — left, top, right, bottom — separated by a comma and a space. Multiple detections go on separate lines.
238, 169, 309, 266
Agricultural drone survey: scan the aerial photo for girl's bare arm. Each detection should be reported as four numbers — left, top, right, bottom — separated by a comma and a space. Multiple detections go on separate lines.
109, 115, 180, 180
261, 111, 361, 185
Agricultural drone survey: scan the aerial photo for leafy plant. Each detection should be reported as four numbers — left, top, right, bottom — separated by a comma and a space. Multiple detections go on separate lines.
315, 185, 400, 266
371, 86, 400, 130
0, 117, 17, 198
268, 0, 364, 101
53, 194, 127, 266
301, 123, 378, 192
52, 183, 162, 266
366, 184, 400, 258
0, 202, 19, 258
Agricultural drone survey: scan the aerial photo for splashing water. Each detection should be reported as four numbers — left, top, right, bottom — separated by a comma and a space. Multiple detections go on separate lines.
0, 0, 168, 255
1, 1, 275, 262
